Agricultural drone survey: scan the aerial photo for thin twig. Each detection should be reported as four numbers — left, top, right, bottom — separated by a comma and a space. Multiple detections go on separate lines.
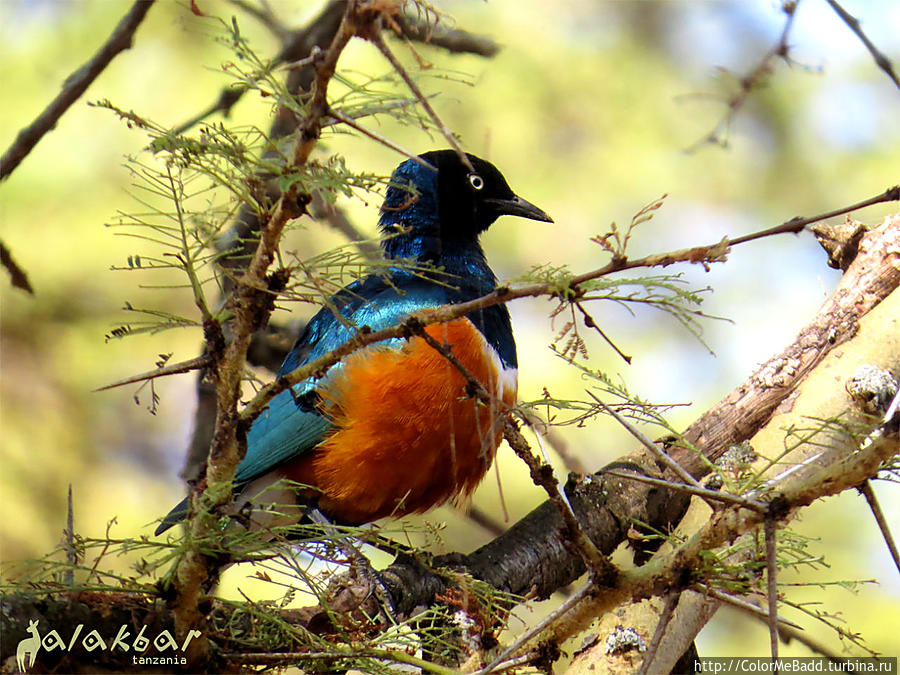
603, 469, 768, 512
320, 95, 428, 128
588, 392, 704, 490
823, 0, 900, 91
226, 0, 290, 41
369, 31, 475, 173
0, 0, 155, 180
574, 301, 631, 364
774, 622, 849, 662
637, 592, 679, 675
417, 320, 613, 580
168, 165, 213, 322
693, 585, 802, 630
413, 326, 497, 406
729, 186, 900, 246
94, 355, 212, 392
483, 652, 542, 673
523, 413, 588, 474
502, 417, 616, 580
170, 87, 246, 138
476, 583, 594, 675
764, 517, 780, 670
685, 0, 799, 152
414, 327, 616, 582
858, 479, 900, 576
696, 585, 852, 662
396, 13, 499, 57
327, 106, 432, 168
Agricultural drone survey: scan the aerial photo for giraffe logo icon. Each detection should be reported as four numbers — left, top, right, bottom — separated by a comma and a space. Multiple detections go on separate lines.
15, 618, 41, 672
10, 617, 201, 668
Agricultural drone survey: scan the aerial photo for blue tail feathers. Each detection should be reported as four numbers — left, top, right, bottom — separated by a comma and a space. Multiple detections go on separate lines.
154, 496, 189, 535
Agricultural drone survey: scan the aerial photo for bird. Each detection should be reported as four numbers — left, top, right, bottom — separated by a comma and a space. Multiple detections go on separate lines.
155, 149, 552, 535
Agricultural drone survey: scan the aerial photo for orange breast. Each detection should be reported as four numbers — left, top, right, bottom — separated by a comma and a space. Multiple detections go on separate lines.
280, 319, 517, 524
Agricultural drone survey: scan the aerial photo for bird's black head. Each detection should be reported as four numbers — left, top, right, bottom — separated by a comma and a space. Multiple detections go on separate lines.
378, 150, 552, 258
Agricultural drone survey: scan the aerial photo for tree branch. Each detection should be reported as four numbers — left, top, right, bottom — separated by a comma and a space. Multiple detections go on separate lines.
0, 239, 33, 293
180, 0, 352, 487
823, 0, 900, 91
685, 0, 799, 152
3, 215, 898, 673
241, 190, 900, 426
172, 5, 498, 136
395, 13, 499, 56
170, 1, 361, 665
93, 355, 212, 392
0, 0, 155, 181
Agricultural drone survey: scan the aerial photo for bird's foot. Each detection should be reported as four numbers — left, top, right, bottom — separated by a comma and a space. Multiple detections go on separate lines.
307, 509, 398, 622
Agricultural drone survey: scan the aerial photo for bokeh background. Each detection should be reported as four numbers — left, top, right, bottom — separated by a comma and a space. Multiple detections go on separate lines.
2, 0, 898, 659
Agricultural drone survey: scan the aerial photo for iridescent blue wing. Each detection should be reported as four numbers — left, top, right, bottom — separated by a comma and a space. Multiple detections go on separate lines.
234, 274, 451, 485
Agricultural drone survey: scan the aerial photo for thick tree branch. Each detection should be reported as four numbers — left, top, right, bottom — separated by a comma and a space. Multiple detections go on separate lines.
538, 406, 899, 663
673, 211, 899, 476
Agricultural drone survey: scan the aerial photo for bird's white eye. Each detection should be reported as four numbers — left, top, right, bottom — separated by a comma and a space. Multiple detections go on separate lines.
468, 173, 484, 190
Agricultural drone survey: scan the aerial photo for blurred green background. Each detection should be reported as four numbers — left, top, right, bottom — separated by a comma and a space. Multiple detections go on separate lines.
2, 0, 898, 659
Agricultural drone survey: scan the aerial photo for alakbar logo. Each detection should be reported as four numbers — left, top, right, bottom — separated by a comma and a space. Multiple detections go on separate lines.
15, 618, 201, 672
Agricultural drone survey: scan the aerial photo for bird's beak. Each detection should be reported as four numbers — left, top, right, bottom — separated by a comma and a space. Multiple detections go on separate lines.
485, 195, 553, 223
